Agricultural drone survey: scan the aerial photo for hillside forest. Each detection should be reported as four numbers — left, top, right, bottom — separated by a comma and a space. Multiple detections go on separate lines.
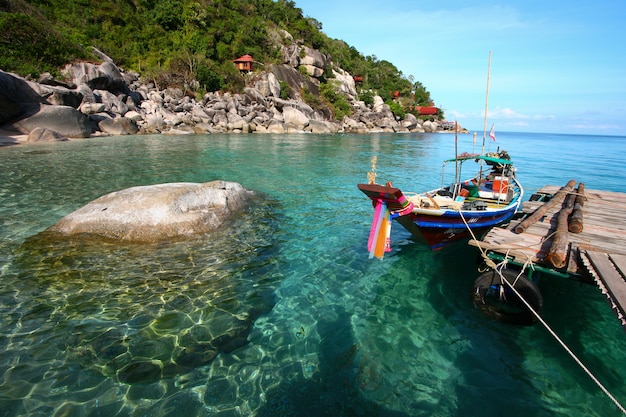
0, 0, 439, 119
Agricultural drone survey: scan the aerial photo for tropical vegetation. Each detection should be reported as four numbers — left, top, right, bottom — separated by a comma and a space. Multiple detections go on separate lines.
0, 0, 440, 118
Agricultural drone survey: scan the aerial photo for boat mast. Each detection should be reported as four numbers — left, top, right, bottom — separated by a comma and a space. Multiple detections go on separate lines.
481, 50, 492, 155
454, 121, 458, 178
453, 120, 459, 198
479, 51, 492, 184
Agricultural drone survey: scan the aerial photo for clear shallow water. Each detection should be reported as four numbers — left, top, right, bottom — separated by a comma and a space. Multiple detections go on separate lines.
0, 132, 625, 416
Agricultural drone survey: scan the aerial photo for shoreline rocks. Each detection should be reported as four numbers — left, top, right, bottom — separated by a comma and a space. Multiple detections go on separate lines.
0, 51, 467, 144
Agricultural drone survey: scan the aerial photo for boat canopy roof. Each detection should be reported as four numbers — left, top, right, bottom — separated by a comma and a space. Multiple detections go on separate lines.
444, 154, 513, 165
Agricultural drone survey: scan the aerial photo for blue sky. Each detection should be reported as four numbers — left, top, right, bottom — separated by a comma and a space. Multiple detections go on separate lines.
295, 0, 626, 135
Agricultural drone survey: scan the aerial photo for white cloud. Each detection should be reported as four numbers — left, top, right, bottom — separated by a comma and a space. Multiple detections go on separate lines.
488, 107, 555, 121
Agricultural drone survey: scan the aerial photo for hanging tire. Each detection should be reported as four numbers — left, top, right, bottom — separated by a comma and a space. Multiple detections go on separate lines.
471, 269, 543, 326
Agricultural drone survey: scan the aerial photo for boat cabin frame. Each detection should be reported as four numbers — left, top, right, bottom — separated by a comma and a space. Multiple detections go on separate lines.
440, 154, 515, 202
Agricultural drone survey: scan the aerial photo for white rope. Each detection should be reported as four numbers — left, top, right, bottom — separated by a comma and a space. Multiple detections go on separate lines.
496, 267, 626, 415
458, 210, 626, 414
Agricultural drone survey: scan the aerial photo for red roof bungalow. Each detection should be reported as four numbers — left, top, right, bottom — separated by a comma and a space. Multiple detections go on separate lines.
415, 106, 438, 115
233, 54, 255, 73
353, 75, 363, 83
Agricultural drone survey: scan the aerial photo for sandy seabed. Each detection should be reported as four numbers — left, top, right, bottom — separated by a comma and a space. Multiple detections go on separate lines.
0, 129, 27, 146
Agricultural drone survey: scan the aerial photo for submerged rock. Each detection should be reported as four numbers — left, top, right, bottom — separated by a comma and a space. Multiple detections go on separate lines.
15, 183, 280, 386
27, 127, 68, 142
47, 180, 254, 242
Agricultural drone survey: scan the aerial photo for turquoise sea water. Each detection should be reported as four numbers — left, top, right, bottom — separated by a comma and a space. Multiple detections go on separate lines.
1, 131, 625, 416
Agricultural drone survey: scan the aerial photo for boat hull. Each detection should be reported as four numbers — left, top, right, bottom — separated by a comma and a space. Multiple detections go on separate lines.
407, 207, 518, 250
358, 182, 522, 251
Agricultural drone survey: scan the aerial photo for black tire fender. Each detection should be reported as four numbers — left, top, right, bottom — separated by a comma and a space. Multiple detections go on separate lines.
471, 269, 543, 326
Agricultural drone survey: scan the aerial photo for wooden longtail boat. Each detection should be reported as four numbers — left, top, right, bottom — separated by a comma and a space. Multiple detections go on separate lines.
358, 151, 524, 254
358, 52, 523, 255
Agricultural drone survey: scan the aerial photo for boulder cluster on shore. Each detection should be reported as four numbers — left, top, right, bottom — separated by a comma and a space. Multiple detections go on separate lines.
0, 45, 465, 144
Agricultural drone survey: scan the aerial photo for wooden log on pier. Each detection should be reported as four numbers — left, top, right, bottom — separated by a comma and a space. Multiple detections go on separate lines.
470, 185, 626, 329
513, 179, 577, 234
568, 182, 585, 233
546, 191, 576, 269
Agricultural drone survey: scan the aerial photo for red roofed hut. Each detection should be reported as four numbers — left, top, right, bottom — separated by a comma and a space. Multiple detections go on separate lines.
233, 54, 255, 73
415, 106, 438, 116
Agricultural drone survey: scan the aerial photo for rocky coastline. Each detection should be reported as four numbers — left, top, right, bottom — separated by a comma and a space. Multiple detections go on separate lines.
0, 46, 466, 146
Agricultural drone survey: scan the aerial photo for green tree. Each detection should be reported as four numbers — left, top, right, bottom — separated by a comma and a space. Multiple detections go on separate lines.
0, 12, 89, 76
412, 81, 432, 106
153, 0, 184, 30
197, 66, 224, 92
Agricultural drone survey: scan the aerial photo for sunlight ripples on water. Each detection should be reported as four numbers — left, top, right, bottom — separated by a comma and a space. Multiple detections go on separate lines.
0, 132, 625, 416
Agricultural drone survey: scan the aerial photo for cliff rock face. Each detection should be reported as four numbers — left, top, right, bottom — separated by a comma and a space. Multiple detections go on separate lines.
299, 46, 327, 77
280, 43, 327, 77
332, 68, 357, 98
46, 181, 255, 242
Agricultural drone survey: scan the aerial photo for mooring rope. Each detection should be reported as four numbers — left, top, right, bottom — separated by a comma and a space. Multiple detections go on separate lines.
457, 210, 626, 414
496, 264, 626, 414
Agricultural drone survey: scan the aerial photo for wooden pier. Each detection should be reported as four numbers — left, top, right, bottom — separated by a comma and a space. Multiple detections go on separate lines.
469, 183, 626, 328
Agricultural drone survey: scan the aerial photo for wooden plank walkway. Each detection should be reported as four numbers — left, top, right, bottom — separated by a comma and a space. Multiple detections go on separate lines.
469, 184, 626, 328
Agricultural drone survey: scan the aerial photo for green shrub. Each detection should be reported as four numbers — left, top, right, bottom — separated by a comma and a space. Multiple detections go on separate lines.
359, 90, 375, 106
279, 81, 291, 100
387, 101, 405, 119
303, 90, 324, 111
332, 97, 351, 120
320, 81, 352, 120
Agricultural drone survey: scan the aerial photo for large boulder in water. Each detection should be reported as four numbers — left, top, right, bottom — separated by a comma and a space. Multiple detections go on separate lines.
47, 181, 254, 242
